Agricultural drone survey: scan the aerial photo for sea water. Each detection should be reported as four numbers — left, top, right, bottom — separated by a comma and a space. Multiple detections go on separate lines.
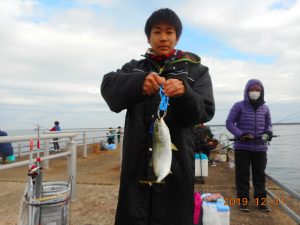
212, 124, 300, 192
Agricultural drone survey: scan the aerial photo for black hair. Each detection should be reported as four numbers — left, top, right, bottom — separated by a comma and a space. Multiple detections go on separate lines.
145, 8, 182, 40
54, 121, 59, 125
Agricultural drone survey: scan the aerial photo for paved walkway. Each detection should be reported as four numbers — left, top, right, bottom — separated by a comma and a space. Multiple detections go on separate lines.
0, 145, 299, 225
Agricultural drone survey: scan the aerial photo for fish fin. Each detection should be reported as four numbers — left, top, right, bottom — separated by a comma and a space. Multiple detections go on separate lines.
171, 143, 178, 151
156, 177, 163, 183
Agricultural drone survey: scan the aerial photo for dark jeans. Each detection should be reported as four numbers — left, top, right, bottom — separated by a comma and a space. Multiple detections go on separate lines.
53, 138, 60, 150
201, 149, 210, 160
235, 150, 267, 201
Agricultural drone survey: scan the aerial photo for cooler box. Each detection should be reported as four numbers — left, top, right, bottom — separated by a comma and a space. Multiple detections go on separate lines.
195, 153, 208, 177
105, 143, 116, 150
203, 198, 230, 225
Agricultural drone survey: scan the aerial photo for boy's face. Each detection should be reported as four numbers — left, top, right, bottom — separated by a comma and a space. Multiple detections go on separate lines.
148, 22, 177, 56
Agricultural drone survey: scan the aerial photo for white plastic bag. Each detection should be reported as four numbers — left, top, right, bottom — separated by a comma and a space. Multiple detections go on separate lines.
202, 203, 221, 225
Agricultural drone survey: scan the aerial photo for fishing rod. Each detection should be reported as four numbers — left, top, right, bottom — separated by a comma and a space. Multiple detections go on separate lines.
211, 135, 279, 153
228, 135, 279, 142
215, 132, 300, 142
211, 142, 234, 152
273, 133, 300, 137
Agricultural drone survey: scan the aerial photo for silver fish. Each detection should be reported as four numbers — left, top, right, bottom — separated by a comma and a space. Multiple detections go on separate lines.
152, 117, 177, 182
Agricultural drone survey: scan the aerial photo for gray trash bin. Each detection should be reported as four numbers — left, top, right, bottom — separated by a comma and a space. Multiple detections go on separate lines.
24, 181, 71, 225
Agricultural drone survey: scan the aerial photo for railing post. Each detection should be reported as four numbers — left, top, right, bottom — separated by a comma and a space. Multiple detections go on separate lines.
83, 131, 87, 158
43, 139, 50, 169
68, 138, 77, 200
18, 143, 21, 157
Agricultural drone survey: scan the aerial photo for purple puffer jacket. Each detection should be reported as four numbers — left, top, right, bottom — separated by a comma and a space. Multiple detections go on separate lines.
226, 79, 272, 151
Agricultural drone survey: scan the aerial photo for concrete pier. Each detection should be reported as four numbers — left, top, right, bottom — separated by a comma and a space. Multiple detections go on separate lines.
0, 144, 299, 225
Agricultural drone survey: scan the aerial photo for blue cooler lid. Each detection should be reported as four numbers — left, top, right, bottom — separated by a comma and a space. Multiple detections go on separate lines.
195, 153, 208, 160
216, 199, 230, 212
202, 199, 230, 212
106, 143, 116, 150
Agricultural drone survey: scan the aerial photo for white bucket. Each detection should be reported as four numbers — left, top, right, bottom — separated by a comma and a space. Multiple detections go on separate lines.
202, 198, 230, 225
216, 199, 230, 225
195, 154, 208, 177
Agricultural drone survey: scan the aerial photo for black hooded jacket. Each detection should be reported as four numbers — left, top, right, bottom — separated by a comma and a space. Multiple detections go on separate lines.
101, 52, 215, 225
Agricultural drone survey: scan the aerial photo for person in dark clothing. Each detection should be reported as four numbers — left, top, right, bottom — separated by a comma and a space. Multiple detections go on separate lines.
50, 121, 61, 151
106, 127, 115, 144
0, 130, 15, 163
101, 8, 214, 225
194, 124, 214, 159
117, 126, 122, 143
226, 79, 273, 213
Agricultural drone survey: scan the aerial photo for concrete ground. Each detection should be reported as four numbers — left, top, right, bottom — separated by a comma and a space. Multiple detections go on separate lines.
0, 145, 299, 225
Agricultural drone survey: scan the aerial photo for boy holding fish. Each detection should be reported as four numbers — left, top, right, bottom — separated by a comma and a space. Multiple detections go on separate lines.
101, 8, 214, 225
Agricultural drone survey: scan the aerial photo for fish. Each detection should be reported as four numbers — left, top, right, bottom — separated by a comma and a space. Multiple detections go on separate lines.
152, 117, 177, 182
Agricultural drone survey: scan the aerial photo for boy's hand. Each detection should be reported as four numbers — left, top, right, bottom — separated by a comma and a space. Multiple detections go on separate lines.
163, 79, 185, 97
143, 72, 165, 96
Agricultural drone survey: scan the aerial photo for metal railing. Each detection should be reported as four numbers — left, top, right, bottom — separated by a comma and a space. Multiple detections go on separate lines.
266, 173, 300, 224
9, 128, 122, 159
1, 128, 124, 198
0, 133, 78, 200
44, 128, 122, 158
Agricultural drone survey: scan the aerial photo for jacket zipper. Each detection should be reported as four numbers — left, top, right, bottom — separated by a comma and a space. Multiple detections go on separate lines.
254, 109, 257, 150
146, 57, 199, 75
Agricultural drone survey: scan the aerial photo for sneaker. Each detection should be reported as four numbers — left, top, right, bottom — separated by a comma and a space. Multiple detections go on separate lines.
209, 161, 218, 166
258, 205, 271, 212
239, 204, 250, 212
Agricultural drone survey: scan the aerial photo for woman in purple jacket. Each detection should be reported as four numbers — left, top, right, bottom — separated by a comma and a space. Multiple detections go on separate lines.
226, 79, 273, 212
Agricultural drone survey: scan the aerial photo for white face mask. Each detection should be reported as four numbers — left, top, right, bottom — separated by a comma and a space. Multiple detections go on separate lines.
249, 91, 261, 100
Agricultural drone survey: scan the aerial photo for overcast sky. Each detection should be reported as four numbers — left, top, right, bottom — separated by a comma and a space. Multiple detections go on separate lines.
1, 0, 300, 130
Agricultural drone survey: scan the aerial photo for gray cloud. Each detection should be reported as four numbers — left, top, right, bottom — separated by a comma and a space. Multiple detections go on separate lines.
176, 1, 300, 124
1, 0, 299, 130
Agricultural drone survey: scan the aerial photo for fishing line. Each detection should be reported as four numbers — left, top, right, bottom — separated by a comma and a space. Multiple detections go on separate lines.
274, 110, 300, 124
